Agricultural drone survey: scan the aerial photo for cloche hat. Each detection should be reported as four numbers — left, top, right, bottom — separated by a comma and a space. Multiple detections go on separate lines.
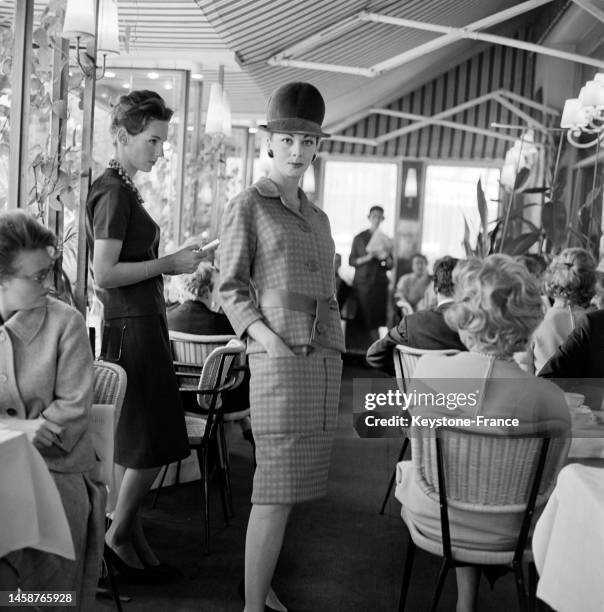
260, 81, 330, 138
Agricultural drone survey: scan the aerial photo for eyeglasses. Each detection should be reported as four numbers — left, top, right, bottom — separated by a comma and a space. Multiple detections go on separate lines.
13, 265, 55, 284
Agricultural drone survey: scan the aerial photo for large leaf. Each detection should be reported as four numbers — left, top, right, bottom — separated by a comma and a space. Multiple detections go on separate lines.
568, 227, 589, 247
521, 186, 550, 194
502, 231, 541, 255
462, 215, 474, 257
513, 167, 531, 191
541, 200, 567, 247
476, 178, 488, 256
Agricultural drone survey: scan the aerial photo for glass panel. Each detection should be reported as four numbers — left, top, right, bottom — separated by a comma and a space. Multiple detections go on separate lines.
322, 160, 398, 284
0, 2, 13, 212
421, 165, 501, 263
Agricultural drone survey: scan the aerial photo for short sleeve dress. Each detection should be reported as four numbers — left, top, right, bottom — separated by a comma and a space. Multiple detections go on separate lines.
86, 167, 189, 469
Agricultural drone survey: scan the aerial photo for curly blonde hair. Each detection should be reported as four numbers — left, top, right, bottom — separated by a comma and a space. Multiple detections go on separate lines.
175, 262, 215, 303
445, 254, 544, 355
543, 247, 596, 307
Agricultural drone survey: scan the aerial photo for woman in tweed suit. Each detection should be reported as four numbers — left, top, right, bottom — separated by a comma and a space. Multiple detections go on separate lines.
219, 82, 344, 612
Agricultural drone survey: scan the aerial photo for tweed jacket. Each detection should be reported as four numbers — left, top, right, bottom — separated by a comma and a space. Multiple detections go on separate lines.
218, 177, 345, 354
0, 297, 95, 473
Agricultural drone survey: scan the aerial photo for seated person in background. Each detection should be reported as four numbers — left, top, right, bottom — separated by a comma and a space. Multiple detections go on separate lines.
394, 253, 432, 314
396, 254, 570, 612
590, 265, 604, 310
366, 256, 467, 375
515, 253, 550, 309
167, 263, 252, 443
0, 211, 104, 609
529, 248, 596, 374
539, 309, 604, 409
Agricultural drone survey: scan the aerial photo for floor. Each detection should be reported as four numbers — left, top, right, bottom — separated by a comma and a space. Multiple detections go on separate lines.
93, 358, 525, 612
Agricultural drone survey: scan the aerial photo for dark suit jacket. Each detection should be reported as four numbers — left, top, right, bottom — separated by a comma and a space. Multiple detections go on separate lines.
166, 300, 235, 335
366, 302, 467, 375
539, 310, 604, 409
166, 300, 249, 413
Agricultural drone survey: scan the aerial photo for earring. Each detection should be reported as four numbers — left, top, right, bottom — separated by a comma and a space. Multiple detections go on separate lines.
312, 154, 317, 162
267, 149, 274, 158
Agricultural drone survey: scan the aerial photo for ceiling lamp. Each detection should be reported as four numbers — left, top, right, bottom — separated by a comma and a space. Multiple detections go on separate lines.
205, 82, 232, 137
62, 0, 95, 39
561, 73, 604, 148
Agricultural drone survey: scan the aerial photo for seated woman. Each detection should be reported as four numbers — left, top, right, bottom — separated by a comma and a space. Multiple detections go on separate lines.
394, 253, 432, 314
530, 248, 596, 373
167, 263, 252, 444
0, 211, 104, 610
396, 254, 570, 612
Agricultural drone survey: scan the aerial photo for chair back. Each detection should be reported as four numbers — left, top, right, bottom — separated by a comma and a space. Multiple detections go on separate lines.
89, 361, 127, 513
412, 427, 569, 512
393, 345, 460, 393
169, 331, 245, 391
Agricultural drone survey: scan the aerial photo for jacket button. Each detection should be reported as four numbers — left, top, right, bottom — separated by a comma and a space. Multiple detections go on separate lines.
306, 261, 319, 272
298, 222, 311, 233
0, 331, 5, 342
6, 408, 17, 416
316, 322, 326, 333
0, 374, 7, 383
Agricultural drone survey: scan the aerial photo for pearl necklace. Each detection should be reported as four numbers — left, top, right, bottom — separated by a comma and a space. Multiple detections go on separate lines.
108, 159, 144, 204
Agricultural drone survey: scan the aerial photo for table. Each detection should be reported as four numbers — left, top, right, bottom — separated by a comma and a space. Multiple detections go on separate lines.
0, 427, 74, 560
532, 463, 604, 612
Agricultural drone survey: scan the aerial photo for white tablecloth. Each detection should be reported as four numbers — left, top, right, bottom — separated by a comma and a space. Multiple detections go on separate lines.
0, 427, 74, 560
569, 412, 604, 459
532, 463, 604, 612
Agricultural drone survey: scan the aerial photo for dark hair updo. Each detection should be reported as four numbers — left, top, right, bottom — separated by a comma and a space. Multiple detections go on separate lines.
0, 210, 57, 278
110, 90, 174, 142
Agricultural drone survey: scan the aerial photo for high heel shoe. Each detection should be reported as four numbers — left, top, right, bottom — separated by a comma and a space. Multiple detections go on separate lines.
104, 545, 153, 584
237, 578, 285, 612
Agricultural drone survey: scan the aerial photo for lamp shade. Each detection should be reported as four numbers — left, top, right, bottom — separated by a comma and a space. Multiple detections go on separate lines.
62, 0, 95, 39
205, 82, 232, 136
404, 167, 418, 198
98, 0, 120, 55
560, 99, 587, 128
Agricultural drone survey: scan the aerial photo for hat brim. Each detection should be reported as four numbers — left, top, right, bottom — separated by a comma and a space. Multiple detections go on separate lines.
259, 118, 330, 138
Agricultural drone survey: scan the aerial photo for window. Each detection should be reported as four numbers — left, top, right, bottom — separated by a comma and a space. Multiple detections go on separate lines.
421, 165, 500, 263
322, 160, 398, 283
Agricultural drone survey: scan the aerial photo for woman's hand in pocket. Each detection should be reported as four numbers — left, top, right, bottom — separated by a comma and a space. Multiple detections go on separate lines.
265, 336, 296, 358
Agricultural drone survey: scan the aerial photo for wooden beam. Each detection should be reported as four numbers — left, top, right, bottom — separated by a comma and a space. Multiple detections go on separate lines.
498, 90, 559, 116
75, 1, 100, 316
368, 12, 604, 71
364, 0, 555, 73
492, 93, 547, 131
328, 135, 379, 146
267, 57, 375, 78
8, 0, 34, 209
173, 70, 190, 246
371, 108, 518, 144
571, 0, 604, 23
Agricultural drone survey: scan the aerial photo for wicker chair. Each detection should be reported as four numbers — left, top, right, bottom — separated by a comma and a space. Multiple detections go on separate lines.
90, 361, 127, 612
398, 426, 569, 612
157, 338, 245, 553
152, 332, 249, 516
379, 346, 460, 514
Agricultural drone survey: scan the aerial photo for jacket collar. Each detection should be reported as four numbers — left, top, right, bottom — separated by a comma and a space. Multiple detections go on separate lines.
252, 177, 314, 215
2, 300, 48, 345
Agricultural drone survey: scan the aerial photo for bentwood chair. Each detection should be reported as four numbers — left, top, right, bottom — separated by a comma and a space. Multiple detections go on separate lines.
398, 427, 569, 612
379, 346, 460, 514
90, 361, 127, 611
152, 332, 250, 513
157, 338, 245, 554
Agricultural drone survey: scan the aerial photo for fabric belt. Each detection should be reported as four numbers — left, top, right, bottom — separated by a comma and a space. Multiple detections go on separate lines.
257, 289, 336, 345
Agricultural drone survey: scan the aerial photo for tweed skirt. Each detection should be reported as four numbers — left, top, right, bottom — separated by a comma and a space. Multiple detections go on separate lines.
248, 350, 342, 504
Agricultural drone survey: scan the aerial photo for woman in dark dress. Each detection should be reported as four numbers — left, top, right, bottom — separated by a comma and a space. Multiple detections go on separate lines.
86, 90, 205, 577
349, 205, 393, 341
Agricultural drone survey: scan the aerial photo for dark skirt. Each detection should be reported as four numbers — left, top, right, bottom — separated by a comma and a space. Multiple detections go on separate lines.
102, 314, 190, 468
248, 350, 342, 504
353, 274, 389, 329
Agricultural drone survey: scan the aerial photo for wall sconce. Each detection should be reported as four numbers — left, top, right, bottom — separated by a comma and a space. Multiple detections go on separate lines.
205, 82, 232, 137
404, 167, 418, 198
561, 73, 604, 148
61, 0, 120, 80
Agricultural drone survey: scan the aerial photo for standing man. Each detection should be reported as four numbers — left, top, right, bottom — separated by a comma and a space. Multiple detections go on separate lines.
349, 205, 393, 343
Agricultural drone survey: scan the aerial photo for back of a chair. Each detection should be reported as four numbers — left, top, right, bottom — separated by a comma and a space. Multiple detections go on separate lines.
90, 361, 127, 512
394, 345, 460, 393
413, 427, 569, 513
196, 340, 245, 410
